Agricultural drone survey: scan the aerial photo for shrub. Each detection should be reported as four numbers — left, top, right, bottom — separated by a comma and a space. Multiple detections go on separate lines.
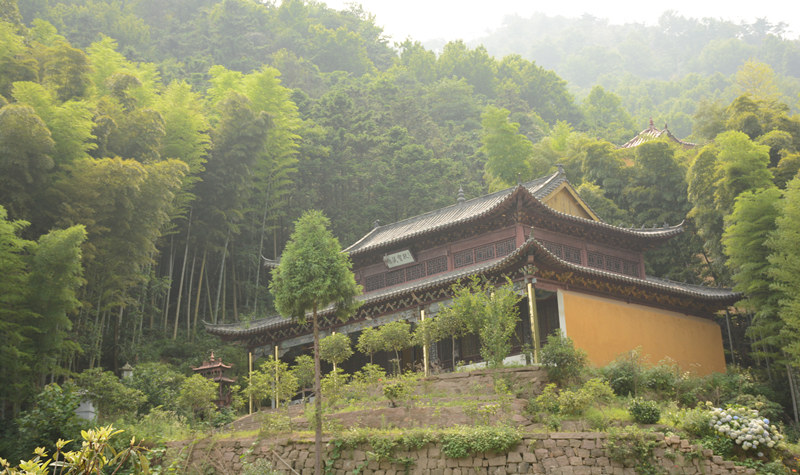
605, 426, 659, 473
383, 380, 412, 408
540, 331, 587, 386
124, 361, 186, 413
677, 405, 715, 438
628, 398, 661, 424
440, 425, 521, 458
319, 332, 354, 367
1, 425, 149, 475
177, 374, 218, 421
603, 349, 645, 397
708, 405, 784, 453
321, 367, 348, 406
12, 383, 86, 461
75, 367, 147, 420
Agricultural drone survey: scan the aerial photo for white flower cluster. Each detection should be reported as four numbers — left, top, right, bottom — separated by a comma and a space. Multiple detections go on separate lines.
709, 406, 784, 451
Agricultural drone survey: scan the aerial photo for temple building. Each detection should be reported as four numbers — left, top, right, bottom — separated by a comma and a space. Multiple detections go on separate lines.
205, 168, 737, 375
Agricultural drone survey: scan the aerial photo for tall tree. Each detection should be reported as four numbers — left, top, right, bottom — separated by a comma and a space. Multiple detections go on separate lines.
269, 210, 360, 475
480, 105, 534, 191
769, 176, 800, 366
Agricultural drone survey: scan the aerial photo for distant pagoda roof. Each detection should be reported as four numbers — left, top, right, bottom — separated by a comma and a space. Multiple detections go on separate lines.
343, 168, 682, 257
621, 119, 697, 149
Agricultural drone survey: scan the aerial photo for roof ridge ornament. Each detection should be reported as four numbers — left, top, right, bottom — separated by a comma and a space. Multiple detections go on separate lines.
457, 186, 466, 205
556, 163, 565, 175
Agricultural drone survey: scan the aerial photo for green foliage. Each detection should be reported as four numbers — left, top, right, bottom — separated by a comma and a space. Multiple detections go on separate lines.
439, 425, 521, 459
124, 362, 186, 414
320, 367, 348, 407
628, 398, 662, 424
480, 105, 534, 190
769, 175, 800, 365
269, 210, 360, 323
382, 379, 412, 409
539, 331, 588, 386
438, 277, 521, 368
116, 406, 191, 445
319, 332, 353, 367
603, 349, 646, 397
246, 356, 298, 411
291, 354, 315, 394
356, 327, 382, 364
74, 368, 146, 421
0, 425, 150, 475
376, 320, 412, 374
176, 374, 217, 421
605, 426, 660, 474
532, 378, 615, 417
12, 383, 86, 462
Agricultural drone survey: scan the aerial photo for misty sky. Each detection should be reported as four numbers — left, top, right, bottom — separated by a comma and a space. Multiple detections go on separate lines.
323, 0, 799, 43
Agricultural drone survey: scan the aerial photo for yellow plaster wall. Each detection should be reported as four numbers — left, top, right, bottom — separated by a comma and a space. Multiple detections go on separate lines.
560, 291, 726, 375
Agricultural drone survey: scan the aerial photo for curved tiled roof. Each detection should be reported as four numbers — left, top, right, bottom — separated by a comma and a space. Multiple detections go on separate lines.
621, 120, 697, 149
206, 238, 739, 338
343, 169, 683, 256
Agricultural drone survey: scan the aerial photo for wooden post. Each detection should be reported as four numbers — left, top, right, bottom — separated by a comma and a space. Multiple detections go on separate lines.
331, 331, 336, 372
274, 345, 279, 409
421, 309, 429, 377
248, 351, 253, 415
527, 280, 540, 364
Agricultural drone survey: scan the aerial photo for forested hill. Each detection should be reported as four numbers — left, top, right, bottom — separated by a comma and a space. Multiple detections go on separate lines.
474, 12, 800, 137
2, 0, 800, 420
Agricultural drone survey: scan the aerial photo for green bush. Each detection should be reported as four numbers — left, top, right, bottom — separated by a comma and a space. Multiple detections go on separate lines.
124, 362, 186, 413
11, 383, 87, 462
75, 367, 147, 420
628, 398, 661, 424
677, 405, 715, 438
540, 331, 587, 386
440, 425, 521, 458
603, 349, 645, 397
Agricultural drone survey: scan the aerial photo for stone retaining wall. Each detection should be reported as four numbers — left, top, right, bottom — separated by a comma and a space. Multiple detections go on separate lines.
173, 431, 756, 474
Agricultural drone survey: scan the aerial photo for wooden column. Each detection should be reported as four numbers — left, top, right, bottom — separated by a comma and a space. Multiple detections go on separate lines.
248, 351, 253, 415
527, 280, 540, 364
421, 309, 429, 377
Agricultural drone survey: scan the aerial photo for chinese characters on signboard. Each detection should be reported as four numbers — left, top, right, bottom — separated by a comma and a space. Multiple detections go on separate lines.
383, 250, 414, 268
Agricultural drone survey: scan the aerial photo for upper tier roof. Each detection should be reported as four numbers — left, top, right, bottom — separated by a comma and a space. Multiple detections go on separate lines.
343, 168, 682, 256
621, 120, 697, 149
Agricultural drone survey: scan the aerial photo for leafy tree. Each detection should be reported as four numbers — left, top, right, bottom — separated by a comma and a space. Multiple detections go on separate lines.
177, 373, 217, 421
12, 383, 86, 462
438, 277, 522, 368
269, 210, 360, 475
319, 332, 353, 369
356, 327, 382, 364
540, 332, 588, 386
463, 278, 523, 368
713, 130, 773, 216
0, 103, 55, 220
124, 362, 186, 413
769, 176, 800, 366
480, 105, 534, 191
74, 368, 146, 421
291, 354, 315, 400
0, 207, 36, 415
722, 186, 783, 365
581, 85, 635, 144
25, 224, 86, 384
246, 356, 298, 411
377, 320, 412, 375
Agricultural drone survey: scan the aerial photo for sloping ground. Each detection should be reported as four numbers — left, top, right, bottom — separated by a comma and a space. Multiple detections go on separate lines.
230, 366, 547, 433
165, 366, 765, 474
